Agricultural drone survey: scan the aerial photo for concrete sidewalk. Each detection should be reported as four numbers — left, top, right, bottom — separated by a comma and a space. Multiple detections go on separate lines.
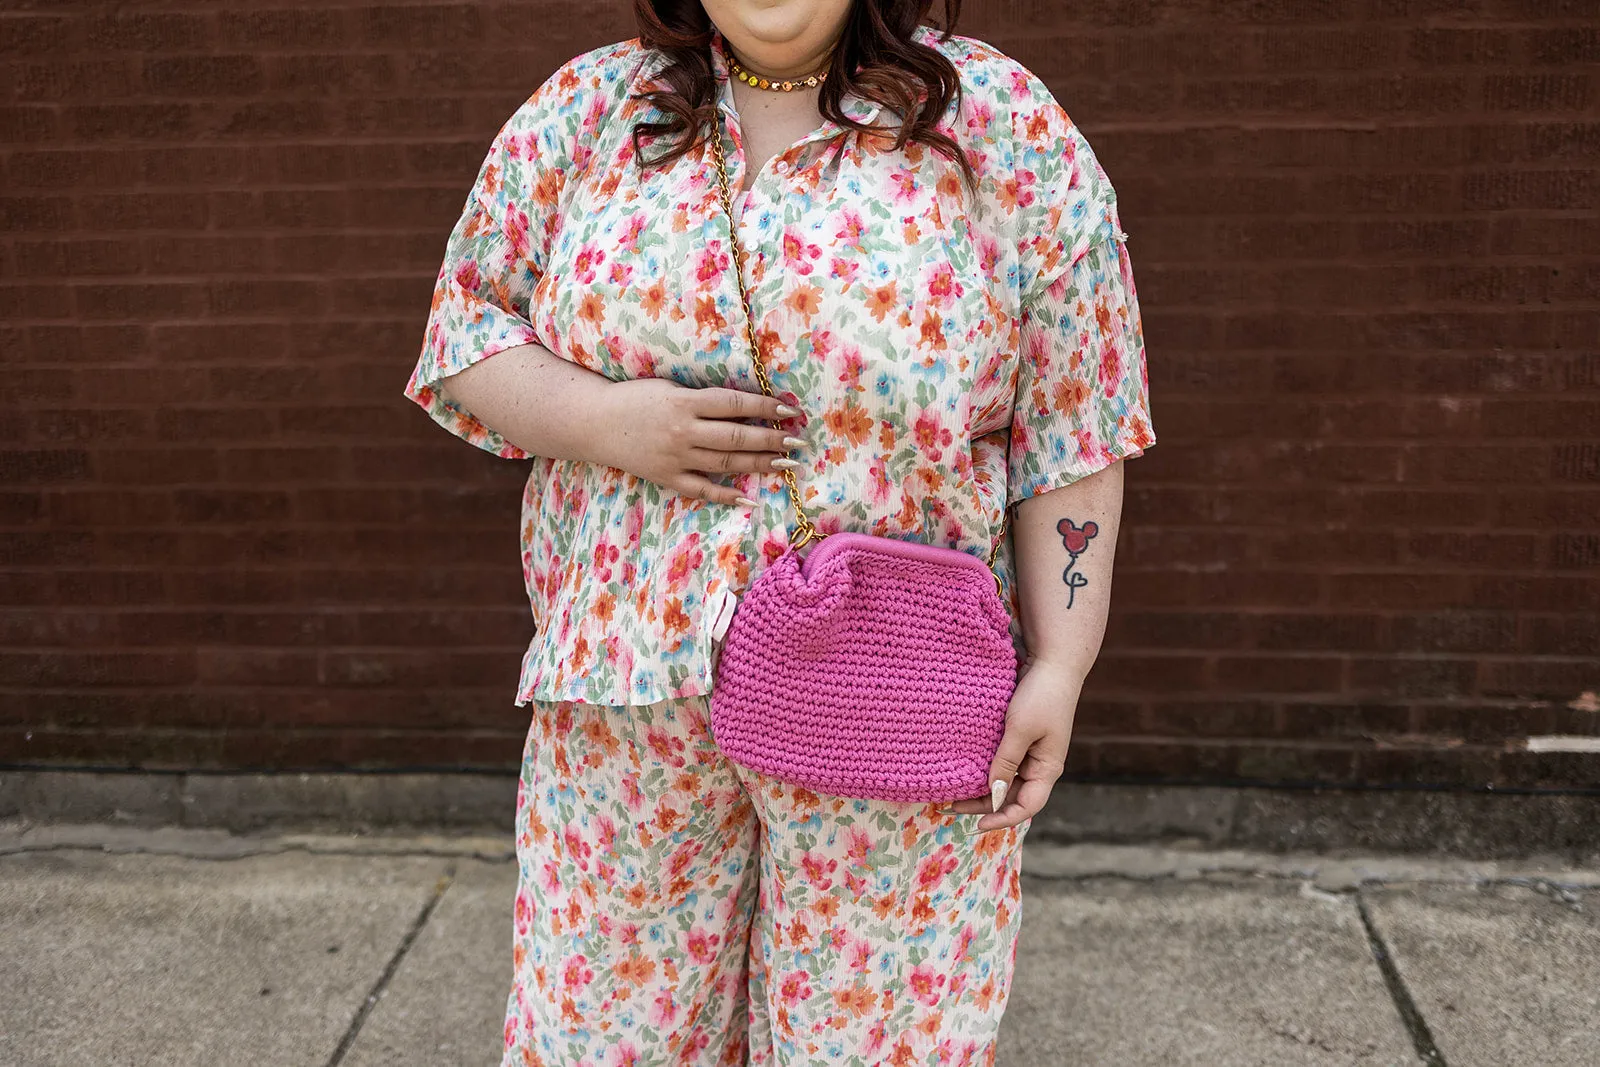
3, 823, 1597, 1066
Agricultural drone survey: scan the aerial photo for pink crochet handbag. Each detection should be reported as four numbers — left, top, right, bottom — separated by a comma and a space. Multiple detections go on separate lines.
703, 109, 1020, 803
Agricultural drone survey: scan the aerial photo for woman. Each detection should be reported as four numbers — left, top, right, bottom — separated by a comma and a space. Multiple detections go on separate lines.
404, 0, 1153, 1062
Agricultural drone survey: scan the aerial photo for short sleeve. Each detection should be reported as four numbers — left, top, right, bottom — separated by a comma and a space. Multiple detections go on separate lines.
402, 77, 571, 459
1007, 232, 1155, 505
1004, 72, 1154, 505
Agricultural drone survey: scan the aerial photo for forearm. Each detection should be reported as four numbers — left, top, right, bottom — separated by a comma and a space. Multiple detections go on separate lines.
1012, 460, 1126, 676
436, 341, 616, 463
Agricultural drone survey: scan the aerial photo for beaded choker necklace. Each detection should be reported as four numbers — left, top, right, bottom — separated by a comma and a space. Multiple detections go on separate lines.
722, 39, 831, 92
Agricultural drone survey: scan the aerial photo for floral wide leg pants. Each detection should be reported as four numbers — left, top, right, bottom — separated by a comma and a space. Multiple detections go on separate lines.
500, 694, 1031, 1067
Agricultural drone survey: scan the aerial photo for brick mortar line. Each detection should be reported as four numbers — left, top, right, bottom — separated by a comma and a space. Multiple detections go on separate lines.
11, 56, 1597, 71
0, 734, 1573, 746
10, 272, 1600, 286
13, 269, 1600, 282
11, 27, 1600, 44
15, 211, 1600, 223
7, 118, 1600, 142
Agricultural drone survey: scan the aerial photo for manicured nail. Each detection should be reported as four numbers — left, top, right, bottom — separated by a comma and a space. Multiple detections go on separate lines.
735, 496, 758, 506
781, 436, 807, 449
774, 404, 801, 417
990, 779, 1007, 813
771, 457, 801, 470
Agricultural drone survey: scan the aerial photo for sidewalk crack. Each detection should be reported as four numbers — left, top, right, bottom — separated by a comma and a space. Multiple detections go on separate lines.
324, 863, 457, 1067
1354, 890, 1449, 1067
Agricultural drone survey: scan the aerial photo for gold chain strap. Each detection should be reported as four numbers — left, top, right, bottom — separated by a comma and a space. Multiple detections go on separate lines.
705, 109, 1008, 574
707, 109, 820, 551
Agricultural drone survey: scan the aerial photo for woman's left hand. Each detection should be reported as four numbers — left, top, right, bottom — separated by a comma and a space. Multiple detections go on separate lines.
941, 657, 1084, 833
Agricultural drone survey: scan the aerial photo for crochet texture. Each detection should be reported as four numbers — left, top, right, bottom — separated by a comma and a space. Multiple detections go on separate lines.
710, 534, 1020, 803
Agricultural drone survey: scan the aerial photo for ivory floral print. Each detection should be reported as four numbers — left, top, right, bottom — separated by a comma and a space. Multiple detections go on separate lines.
503, 692, 1031, 1065
404, 24, 1154, 707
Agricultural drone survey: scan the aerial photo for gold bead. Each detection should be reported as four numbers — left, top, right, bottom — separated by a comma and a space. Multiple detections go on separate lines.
724, 45, 828, 92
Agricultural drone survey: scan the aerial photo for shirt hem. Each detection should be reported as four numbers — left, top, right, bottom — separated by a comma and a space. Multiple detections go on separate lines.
1006, 431, 1155, 507
513, 665, 717, 708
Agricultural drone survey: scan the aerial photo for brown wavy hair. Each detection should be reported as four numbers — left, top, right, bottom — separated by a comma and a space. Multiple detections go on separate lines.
628, 0, 978, 196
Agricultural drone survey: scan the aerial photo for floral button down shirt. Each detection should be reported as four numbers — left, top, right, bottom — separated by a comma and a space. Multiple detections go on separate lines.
404, 24, 1155, 706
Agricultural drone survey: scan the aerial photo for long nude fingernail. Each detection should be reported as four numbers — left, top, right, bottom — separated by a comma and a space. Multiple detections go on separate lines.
774, 404, 801, 417
771, 457, 801, 470
781, 436, 807, 449
735, 496, 758, 506
990, 779, 1007, 813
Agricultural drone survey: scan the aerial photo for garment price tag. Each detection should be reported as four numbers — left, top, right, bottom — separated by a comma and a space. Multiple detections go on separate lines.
707, 586, 740, 645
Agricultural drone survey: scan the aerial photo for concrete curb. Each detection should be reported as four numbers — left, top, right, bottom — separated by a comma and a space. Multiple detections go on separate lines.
3, 769, 1599, 862
4, 821, 1597, 895
0, 769, 517, 833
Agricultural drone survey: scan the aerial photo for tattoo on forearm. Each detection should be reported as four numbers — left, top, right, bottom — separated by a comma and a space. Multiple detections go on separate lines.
1056, 518, 1099, 608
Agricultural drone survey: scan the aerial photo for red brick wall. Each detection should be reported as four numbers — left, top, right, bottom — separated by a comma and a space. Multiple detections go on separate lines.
3, 3, 1597, 787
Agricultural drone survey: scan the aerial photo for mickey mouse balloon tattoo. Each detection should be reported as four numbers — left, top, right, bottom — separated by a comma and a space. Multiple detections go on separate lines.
1056, 518, 1099, 608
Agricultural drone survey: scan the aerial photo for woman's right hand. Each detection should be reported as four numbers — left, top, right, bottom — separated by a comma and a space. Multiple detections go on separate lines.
591, 377, 806, 507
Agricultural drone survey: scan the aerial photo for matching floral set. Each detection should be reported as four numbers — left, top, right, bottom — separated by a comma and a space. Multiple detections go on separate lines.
405, 22, 1153, 1065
